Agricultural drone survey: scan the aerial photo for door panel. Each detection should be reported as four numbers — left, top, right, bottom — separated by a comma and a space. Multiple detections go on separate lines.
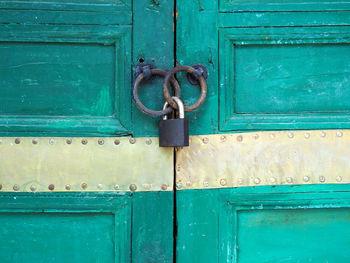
219, 0, 350, 12
0, 25, 131, 135
219, 26, 350, 131
177, 0, 350, 135
0, 0, 173, 137
177, 185, 350, 263
0, 1, 174, 262
0, 193, 131, 263
176, 1, 350, 262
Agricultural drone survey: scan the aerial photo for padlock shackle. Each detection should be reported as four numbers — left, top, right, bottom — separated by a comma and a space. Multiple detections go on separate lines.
162, 97, 185, 120
172, 97, 185, 119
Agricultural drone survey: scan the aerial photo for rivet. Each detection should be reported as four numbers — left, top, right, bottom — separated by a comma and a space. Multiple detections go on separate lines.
176, 182, 183, 189
48, 184, 55, 191
13, 184, 19, 191
270, 133, 275, 139
220, 135, 226, 142
186, 181, 192, 187
202, 137, 209, 144
303, 176, 310, 182
320, 131, 326, 137
203, 181, 209, 187
0, 184, 2, 190
97, 184, 103, 190
66, 138, 72, 144
81, 183, 88, 190
49, 138, 55, 144
114, 184, 120, 190
253, 134, 259, 140
288, 132, 294, 138
144, 184, 151, 190
146, 139, 152, 145
161, 184, 168, 191
30, 185, 36, 192
238, 178, 243, 185
129, 184, 137, 191
319, 176, 326, 183
129, 138, 136, 144
220, 179, 227, 186
32, 138, 39, 144
81, 139, 88, 145
98, 139, 104, 145
65, 184, 71, 190
114, 139, 120, 145
236, 135, 243, 142
254, 178, 261, 184
286, 177, 293, 183
337, 131, 343, 137
270, 177, 276, 183
304, 133, 310, 139
15, 138, 20, 144
336, 176, 342, 182
176, 165, 181, 172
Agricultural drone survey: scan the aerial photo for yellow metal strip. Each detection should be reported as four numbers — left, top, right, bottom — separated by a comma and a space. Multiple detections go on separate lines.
0, 137, 173, 192
176, 130, 350, 190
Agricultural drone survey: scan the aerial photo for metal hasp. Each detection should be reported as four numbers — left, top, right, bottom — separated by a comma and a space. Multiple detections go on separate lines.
159, 97, 189, 147
176, 130, 350, 190
186, 64, 208, 86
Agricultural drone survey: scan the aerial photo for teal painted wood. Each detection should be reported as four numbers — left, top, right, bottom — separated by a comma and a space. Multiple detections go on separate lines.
219, 26, 350, 131
177, 0, 350, 135
219, 0, 350, 12
0, 0, 174, 137
0, 192, 131, 263
176, 185, 350, 263
0, 192, 174, 263
132, 0, 175, 137
132, 192, 174, 263
0, 24, 131, 136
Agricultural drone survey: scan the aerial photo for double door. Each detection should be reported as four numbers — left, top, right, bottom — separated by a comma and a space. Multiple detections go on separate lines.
1, 0, 350, 262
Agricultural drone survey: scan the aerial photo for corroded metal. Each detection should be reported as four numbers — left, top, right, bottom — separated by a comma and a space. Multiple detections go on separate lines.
0, 137, 173, 192
176, 130, 350, 190
133, 68, 181, 117
163, 65, 207, 112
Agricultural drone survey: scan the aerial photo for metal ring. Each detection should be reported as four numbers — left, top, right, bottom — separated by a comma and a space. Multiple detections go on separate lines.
163, 65, 207, 112
133, 69, 181, 117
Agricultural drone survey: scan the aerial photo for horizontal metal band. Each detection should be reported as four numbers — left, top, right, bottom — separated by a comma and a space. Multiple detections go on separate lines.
176, 130, 350, 190
0, 137, 173, 192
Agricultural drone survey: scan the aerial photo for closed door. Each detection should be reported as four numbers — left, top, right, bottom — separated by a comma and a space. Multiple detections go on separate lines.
0, 1, 174, 262
175, 1, 350, 263
2, 0, 350, 262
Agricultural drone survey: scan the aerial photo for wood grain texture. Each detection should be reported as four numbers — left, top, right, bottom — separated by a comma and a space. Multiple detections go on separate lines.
0, 0, 174, 137
177, 0, 350, 135
220, 0, 350, 12
0, 192, 131, 263
177, 185, 350, 263
219, 26, 350, 131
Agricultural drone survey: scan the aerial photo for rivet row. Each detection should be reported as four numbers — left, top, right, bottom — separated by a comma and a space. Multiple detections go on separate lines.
0, 183, 168, 191
178, 175, 345, 188
5, 138, 151, 145
202, 131, 347, 144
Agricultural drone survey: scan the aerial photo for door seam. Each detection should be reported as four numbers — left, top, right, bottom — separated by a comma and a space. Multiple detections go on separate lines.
173, 0, 178, 262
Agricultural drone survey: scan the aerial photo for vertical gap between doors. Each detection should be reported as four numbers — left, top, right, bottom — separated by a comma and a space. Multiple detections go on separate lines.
173, 0, 178, 262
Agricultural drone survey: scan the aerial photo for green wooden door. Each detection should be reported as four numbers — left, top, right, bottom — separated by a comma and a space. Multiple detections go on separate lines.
0, 1, 174, 262
176, 1, 350, 262
2, 0, 350, 262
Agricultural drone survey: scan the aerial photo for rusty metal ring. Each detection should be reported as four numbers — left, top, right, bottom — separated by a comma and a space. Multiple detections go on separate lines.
163, 65, 207, 112
133, 69, 181, 117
